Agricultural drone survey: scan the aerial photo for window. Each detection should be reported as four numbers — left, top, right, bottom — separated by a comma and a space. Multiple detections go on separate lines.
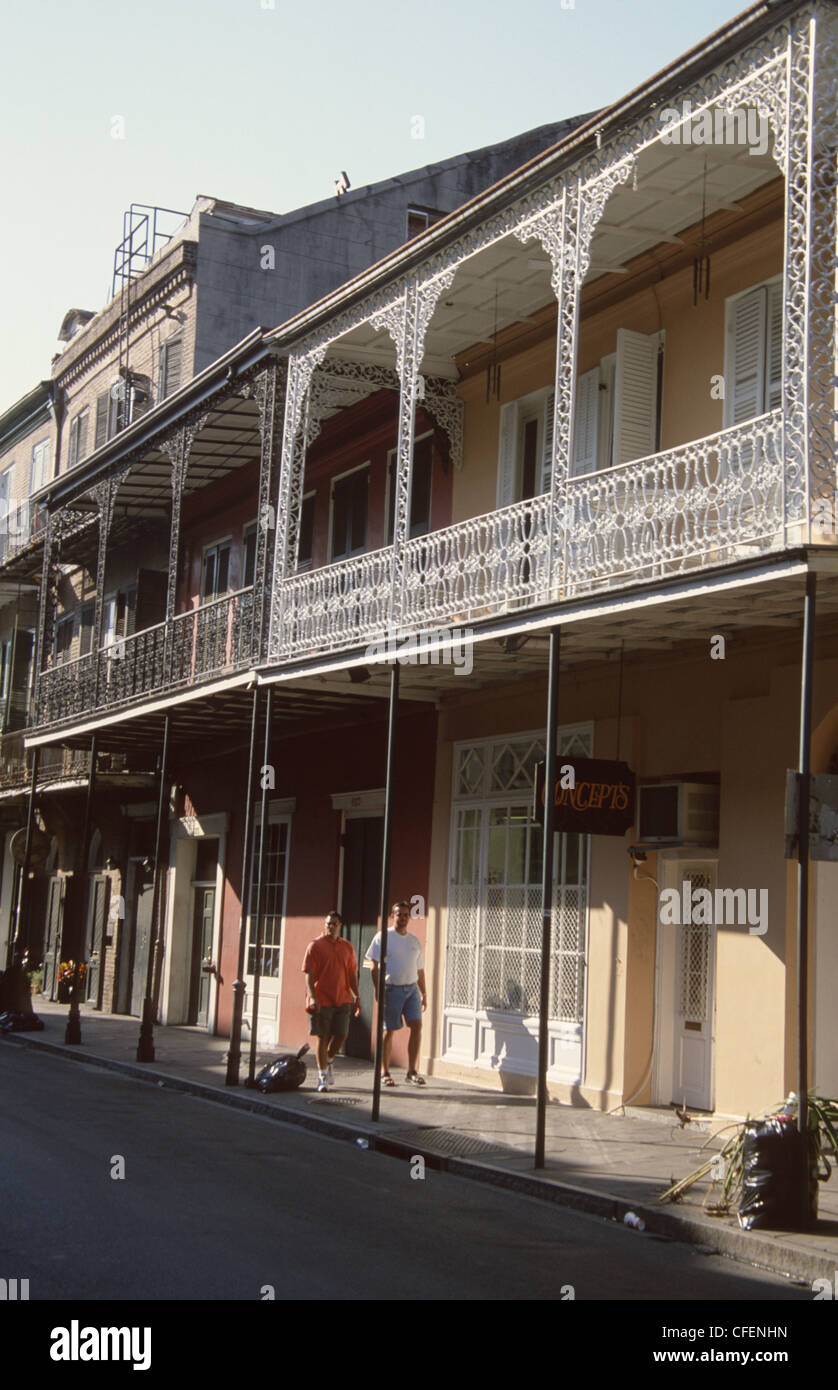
67, 409, 89, 469
242, 523, 257, 588
386, 434, 433, 543
297, 493, 315, 569
723, 276, 782, 427
201, 540, 231, 601
406, 206, 445, 240
497, 388, 554, 506
248, 815, 290, 978
572, 328, 664, 475
30, 439, 50, 494
330, 465, 368, 561
159, 336, 183, 400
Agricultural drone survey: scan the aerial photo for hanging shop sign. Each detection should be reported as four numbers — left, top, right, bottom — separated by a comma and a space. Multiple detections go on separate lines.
534, 758, 636, 836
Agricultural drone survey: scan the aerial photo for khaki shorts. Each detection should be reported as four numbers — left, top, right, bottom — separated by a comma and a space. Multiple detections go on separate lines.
309, 1003, 352, 1039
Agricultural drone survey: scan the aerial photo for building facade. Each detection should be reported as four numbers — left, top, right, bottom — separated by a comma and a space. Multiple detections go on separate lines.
12, 0, 838, 1116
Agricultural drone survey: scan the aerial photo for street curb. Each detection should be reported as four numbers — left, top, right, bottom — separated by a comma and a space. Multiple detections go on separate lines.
3, 1032, 828, 1287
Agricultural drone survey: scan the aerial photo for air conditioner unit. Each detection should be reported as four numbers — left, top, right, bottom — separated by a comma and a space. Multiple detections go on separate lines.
636, 781, 719, 846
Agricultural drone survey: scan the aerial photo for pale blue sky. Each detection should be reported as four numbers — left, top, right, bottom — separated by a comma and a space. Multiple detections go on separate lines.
0, 0, 751, 407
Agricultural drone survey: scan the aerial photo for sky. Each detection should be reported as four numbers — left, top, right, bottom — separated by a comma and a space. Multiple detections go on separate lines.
0, 0, 754, 407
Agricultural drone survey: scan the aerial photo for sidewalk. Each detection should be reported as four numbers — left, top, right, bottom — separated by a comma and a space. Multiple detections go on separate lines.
5, 998, 837, 1287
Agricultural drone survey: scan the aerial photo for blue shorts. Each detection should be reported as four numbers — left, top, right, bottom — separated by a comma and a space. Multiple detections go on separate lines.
383, 982, 422, 1031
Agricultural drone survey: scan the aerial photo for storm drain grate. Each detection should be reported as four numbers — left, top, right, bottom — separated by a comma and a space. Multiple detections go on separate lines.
383, 1127, 513, 1158
308, 1095, 363, 1107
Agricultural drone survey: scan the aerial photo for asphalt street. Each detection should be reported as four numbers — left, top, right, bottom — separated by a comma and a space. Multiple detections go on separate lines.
0, 1045, 812, 1301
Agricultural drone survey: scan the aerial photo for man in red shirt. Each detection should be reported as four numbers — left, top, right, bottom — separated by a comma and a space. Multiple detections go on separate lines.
302, 911, 361, 1092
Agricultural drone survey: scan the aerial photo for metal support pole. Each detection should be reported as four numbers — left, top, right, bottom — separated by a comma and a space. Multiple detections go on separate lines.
796, 573, 816, 1173
535, 628, 561, 1169
7, 748, 40, 973
137, 715, 170, 1062
227, 686, 260, 1086
371, 662, 400, 1123
65, 732, 98, 1045
246, 686, 273, 1086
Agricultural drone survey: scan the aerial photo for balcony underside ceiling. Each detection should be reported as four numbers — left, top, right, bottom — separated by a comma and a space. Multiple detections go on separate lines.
28, 555, 838, 757
327, 137, 779, 380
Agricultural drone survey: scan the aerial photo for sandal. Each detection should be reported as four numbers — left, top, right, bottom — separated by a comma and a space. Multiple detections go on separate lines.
406, 1072, 426, 1086
382, 1073, 396, 1087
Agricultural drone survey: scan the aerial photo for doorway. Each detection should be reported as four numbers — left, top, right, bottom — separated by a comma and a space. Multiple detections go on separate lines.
341, 814, 383, 1059
656, 857, 717, 1111
188, 838, 218, 1027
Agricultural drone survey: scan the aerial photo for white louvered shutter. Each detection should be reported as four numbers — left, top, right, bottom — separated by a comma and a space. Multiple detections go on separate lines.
497, 401, 520, 508
572, 368, 600, 475
726, 288, 766, 426
766, 281, 783, 412
540, 390, 555, 493
613, 329, 659, 465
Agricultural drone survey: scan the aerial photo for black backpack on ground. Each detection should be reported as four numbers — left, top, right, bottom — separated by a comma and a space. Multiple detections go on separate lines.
255, 1044, 310, 1093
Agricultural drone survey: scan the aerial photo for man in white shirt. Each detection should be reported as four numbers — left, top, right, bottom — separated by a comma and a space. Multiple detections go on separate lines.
365, 900, 427, 1086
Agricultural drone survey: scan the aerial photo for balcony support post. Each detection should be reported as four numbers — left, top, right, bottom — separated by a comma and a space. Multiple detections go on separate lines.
535, 627, 560, 1169
32, 513, 58, 724
137, 714, 170, 1062
65, 730, 98, 1045
371, 271, 456, 635
371, 660, 400, 1123
246, 685, 273, 1086
253, 362, 287, 661
90, 477, 119, 704
161, 412, 207, 686
226, 684, 261, 1086
6, 746, 40, 974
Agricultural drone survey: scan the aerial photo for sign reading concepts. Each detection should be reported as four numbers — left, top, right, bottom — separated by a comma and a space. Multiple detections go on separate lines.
534, 759, 636, 837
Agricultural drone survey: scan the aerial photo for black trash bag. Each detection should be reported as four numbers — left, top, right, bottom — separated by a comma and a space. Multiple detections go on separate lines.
738, 1113, 820, 1231
255, 1043, 310, 1093
0, 1011, 45, 1033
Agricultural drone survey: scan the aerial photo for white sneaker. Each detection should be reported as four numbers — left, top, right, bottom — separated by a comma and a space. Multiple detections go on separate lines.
317, 1072, 328, 1092
326, 1063, 335, 1088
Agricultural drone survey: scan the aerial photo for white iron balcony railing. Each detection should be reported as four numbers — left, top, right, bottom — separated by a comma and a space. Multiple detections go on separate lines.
36, 587, 255, 726
274, 412, 788, 659
563, 410, 786, 598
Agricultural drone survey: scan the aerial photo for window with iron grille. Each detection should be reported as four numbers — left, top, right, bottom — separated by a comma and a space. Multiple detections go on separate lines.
446, 728, 591, 1022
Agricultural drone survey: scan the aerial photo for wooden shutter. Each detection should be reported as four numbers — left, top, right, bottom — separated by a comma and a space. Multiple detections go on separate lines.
67, 417, 79, 469
160, 338, 182, 398
613, 329, 660, 465
539, 390, 555, 493
572, 368, 601, 475
726, 288, 766, 426
496, 401, 520, 508
8, 628, 33, 730
77, 409, 89, 461
766, 281, 783, 412
95, 393, 109, 450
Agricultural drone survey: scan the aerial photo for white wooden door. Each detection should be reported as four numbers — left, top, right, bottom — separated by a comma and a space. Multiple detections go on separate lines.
672, 861, 717, 1111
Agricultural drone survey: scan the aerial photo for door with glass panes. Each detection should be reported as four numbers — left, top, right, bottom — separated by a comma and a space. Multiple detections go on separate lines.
443, 732, 590, 1082
245, 812, 291, 1046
